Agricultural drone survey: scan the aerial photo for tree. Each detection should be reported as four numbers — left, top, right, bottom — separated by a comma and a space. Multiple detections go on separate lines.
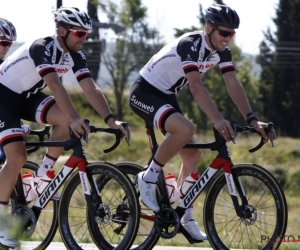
99, 0, 163, 120
257, 0, 300, 136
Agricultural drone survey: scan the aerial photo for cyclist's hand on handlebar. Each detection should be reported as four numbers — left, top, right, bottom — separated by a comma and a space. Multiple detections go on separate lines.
107, 119, 130, 140
70, 117, 90, 138
214, 118, 234, 142
250, 120, 276, 143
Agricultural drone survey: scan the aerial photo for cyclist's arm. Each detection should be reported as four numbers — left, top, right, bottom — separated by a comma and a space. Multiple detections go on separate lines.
222, 71, 253, 118
43, 72, 81, 122
186, 72, 223, 123
78, 77, 115, 122
177, 35, 224, 123
223, 71, 269, 140
29, 40, 81, 122
72, 51, 116, 125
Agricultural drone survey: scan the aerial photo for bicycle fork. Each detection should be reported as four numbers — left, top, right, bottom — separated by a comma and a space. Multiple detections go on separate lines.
78, 161, 107, 222
222, 161, 249, 218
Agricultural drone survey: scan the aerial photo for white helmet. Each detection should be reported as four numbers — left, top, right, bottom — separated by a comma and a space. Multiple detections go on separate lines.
54, 7, 92, 30
0, 18, 17, 41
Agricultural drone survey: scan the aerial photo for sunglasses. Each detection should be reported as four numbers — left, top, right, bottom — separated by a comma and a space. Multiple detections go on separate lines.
0, 40, 13, 47
214, 27, 235, 38
69, 29, 88, 38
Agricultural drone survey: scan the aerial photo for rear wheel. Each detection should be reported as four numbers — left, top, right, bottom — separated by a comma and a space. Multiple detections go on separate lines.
203, 164, 288, 250
58, 162, 140, 250
114, 162, 160, 250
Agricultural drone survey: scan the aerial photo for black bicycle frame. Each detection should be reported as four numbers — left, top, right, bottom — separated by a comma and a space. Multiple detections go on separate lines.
14, 124, 126, 222
16, 137, 101, 223
145, 123, 248, 219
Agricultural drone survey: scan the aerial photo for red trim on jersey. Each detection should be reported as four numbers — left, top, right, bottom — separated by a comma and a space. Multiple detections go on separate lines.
0, 133, 23, 144
76, 72, 90, 79
220, 65, 234, 70
158, 107, 175, 129
40, 98, 55, 123
38, 66, 55, 74
183, 64, 198, 70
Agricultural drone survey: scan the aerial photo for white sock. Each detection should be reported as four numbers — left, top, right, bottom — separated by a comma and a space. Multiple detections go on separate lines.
143, 159, 163, 183
37, 154, 57, 176
181, 207, 194, 224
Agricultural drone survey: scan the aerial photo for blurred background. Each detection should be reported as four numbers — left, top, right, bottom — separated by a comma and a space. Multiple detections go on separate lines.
1, 1, 300, 248
1, 0, 297, 137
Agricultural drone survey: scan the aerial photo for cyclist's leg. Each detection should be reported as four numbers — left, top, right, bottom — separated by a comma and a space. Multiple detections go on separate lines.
0, 86, 27, 247
21, 92, 69, 199
177, 143, 207, 240
21, 93, 70, 164
129, 76, 195, 211
177, 138, 201, 186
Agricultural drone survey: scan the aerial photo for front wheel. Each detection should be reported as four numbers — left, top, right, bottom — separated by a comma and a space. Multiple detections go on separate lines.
58, 162, 140, 250
203, 164, 287, 250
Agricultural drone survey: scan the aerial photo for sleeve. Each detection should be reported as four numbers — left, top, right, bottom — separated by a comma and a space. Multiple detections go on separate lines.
71, 51, 92, 82
29, 39, 56, 78
218, 46, 235, 74
177, 34, 202, 74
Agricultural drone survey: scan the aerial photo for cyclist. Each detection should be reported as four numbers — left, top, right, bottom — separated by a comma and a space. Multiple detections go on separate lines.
129, 3, 275, 241
0, 18, 16, 64
0, 18, 32, 165
0, 18, 17, 166
0, 7, 126, 247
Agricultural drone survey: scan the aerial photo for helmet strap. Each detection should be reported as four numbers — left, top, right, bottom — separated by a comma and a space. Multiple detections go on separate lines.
60, 26, 74, 53
208, 29, 218, 51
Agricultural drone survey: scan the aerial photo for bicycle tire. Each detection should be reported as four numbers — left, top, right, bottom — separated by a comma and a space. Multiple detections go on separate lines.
114, 162, 160, 250
203, 163, 288, 250
11, 161, 59, 250
58, 162, 140, 250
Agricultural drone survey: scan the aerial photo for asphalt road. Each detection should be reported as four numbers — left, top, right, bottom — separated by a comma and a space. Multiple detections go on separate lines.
19, 242, 213, 249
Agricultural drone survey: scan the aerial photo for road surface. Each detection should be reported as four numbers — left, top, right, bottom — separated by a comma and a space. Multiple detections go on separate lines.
20, 242, 213, 249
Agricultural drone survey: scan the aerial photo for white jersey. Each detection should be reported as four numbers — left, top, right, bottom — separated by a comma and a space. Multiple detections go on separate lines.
0, 35, 91, 98
140, 30, 235, 94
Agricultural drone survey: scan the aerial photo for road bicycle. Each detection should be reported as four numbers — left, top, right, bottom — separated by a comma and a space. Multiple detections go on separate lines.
109, 121, 287, 250
1, 121, 140, 250
0, 125, 57, 250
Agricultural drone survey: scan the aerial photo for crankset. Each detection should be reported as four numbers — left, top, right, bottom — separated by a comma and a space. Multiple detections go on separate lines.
155, 207, 180, 239
11, 205, 37, 239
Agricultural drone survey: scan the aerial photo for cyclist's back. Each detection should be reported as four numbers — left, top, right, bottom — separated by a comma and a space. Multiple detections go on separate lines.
0, 35, 89, 97
139, 30, 234, 95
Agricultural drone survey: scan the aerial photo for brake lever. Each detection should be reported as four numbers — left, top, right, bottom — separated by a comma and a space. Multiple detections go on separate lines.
122, 122, 130, 146
230, 120, 237, 144
267, 122, 275, 147
270, 135, 274, 147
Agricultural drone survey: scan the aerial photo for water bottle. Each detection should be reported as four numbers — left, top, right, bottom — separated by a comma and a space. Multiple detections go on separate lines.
165, 172, 180, 203
22, 172, 38, 202
179, 171, 200, 198
35, 170, 56, 195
